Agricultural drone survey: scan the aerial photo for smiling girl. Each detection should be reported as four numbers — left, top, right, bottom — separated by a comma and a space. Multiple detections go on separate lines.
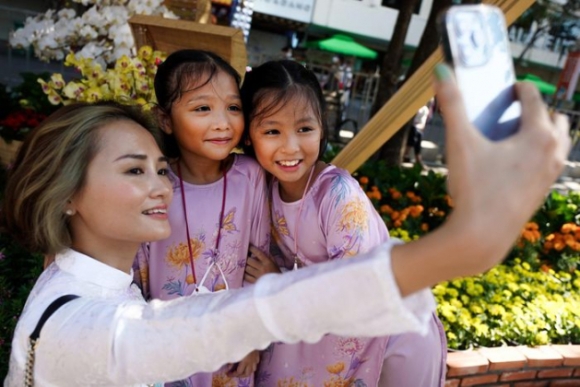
241, 60, 446, 387
133, 50, 270, 385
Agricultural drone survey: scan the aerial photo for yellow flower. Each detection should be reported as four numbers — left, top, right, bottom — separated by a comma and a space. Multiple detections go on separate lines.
49, 73, 65, 89
167, 239, 204, 269
62, 82, 85, 99
138, 45, 153, 60
84, 86, 103, 103
114, 55, 133, 73
326, 362, 345, 374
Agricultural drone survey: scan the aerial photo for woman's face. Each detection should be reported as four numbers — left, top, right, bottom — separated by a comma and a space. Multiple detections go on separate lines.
69, 120, 173, 256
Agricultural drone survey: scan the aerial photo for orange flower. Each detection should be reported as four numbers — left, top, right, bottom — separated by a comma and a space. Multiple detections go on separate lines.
185, 274, 195, 285
391, 211, 400, 220
409, 205, 424, 218
393, 220, 402, 228
561, 223, 578, 234
326, 362, 345, 374
389, 188, 402, 200
380, 205, 392, 214
522, 229, 540, 243
359, 176, 369, 185
525, 222, 539, 231
421, 223, 429, 232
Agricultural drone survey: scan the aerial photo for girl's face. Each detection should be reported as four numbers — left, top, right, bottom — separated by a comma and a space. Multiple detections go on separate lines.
165, 70, 243, 164
69, 120, 173, 255
249, 95, 323, 200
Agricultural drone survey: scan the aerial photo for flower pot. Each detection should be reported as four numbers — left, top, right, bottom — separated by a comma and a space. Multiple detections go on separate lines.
0, 138, 23, 167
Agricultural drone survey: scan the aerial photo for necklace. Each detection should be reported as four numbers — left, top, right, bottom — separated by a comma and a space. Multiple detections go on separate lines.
177, 161, 227, 292
289, 164, 317, 271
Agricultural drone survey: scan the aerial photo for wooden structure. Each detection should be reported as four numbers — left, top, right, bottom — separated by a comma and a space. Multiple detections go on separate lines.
128, 15, 247, 76
332, 0, 537, 173
164, 0, 212, 23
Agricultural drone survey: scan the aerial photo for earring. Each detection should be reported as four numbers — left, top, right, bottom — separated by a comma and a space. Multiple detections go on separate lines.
65, 209, 74, 216
244, 138, 251, 146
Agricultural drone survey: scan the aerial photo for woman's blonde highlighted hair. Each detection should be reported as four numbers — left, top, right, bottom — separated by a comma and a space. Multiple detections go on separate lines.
2, 102, 157, 255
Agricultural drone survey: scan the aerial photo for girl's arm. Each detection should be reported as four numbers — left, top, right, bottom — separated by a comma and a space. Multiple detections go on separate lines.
391, 67, 570, 297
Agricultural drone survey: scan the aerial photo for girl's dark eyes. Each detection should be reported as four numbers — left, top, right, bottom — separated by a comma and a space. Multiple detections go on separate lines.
298, 127, 314, 133
264, 129, 280, 135
229, 105, 242, 112
158, 168, 169, 176
194, 106, 211, 112
128, 168, 144, 175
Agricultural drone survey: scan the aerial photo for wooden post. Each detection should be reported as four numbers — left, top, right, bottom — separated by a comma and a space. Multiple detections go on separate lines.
332, 0, 537, 173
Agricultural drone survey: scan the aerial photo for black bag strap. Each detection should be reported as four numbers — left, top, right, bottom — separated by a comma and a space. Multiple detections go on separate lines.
30, 295, 80, 341
26, 294, 79, 387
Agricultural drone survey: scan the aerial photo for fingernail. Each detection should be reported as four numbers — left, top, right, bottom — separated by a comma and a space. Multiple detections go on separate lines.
434, 64, 452, 81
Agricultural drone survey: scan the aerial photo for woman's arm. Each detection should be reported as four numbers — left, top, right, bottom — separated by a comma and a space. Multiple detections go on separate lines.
36, 240, 429, 386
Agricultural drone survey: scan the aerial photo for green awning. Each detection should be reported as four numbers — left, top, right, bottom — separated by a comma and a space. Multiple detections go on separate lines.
516, 73, 557, 95
305, 34, 378, 60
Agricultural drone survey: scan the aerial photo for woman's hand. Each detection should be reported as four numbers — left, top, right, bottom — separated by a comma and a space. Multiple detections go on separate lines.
391, 64, 570, 297
227, 350, 260, 378
244, 245, 281, 284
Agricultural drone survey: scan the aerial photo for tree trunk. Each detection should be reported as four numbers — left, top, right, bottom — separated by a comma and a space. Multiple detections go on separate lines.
374, 0, 450, 165
516, 25, 549, 65
372, 0, 421, 165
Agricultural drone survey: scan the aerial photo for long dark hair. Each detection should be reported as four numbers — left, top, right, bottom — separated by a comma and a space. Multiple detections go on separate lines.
154, 49, 242, 158
240, 60, 328, 159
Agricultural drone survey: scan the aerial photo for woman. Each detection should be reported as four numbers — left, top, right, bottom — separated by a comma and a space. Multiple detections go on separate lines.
2, 65, 569, 386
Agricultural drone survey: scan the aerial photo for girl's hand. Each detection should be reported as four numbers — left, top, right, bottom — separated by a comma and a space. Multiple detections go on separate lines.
227, 350, 260, 378
244, 245, 281, 283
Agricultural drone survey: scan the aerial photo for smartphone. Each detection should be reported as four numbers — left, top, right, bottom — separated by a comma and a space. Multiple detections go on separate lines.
440, 4, 520, 141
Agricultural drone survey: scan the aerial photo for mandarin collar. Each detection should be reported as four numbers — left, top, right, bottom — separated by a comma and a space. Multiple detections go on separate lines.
56, 249, 134, 290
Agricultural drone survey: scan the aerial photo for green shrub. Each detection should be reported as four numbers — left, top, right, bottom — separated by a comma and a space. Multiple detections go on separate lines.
0, 165, 44, 377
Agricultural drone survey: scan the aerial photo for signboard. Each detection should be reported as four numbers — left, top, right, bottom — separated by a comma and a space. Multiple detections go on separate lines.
556, 50, 580, 101
253, 0, 314, 23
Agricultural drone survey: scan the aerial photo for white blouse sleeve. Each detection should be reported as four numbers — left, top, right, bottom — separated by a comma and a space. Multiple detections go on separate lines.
35, 239, 435, 386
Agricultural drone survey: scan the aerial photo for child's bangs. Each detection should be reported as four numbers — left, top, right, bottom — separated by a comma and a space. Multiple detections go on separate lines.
252, 85, 323, 125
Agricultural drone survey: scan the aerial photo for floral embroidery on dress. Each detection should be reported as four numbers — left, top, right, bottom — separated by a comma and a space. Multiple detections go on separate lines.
273, 210, 289, 236
163, 235, 205, 296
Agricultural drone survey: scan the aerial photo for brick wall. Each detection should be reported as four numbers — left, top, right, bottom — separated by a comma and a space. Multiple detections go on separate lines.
445, 345, 580, 386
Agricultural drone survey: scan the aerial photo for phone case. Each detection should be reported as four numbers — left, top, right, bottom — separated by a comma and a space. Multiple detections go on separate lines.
440, 4, 520, 141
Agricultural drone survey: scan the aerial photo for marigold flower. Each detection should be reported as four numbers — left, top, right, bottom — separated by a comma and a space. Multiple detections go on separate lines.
391, 190, 401, 200
379, 205, 392, 214
561, 223, 578, 234
359, 176, 369, 184
421, 223, 429, 232
409, 205, 424, 218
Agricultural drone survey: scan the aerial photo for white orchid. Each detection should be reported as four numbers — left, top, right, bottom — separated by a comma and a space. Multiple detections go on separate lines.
10, 0, 177, 65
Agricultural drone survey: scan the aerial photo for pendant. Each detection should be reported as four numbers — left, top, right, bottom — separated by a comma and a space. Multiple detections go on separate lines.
293, 255, 299, 271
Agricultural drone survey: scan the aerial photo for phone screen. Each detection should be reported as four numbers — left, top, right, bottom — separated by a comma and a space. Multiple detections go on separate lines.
441, 5, 520, 141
